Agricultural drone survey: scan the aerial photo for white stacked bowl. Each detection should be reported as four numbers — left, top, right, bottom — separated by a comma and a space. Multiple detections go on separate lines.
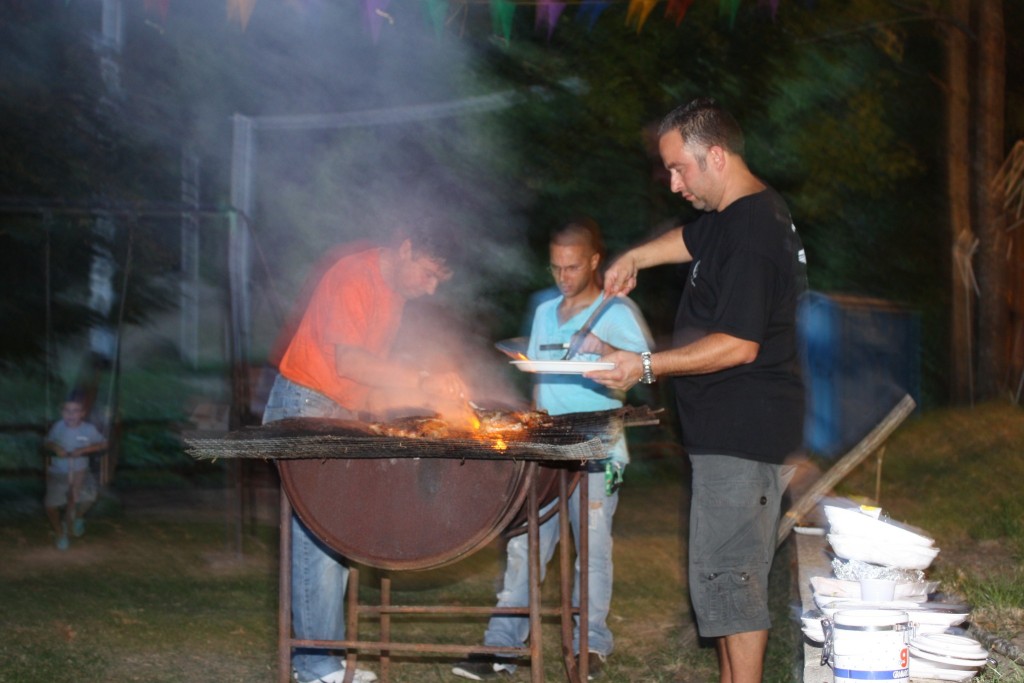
909, 633, 989, 681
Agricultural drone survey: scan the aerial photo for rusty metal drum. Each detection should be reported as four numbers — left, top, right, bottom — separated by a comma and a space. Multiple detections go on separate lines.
278, 454, 532, 571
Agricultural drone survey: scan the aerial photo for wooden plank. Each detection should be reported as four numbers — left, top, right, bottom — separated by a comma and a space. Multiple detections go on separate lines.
778, 394, 917, 548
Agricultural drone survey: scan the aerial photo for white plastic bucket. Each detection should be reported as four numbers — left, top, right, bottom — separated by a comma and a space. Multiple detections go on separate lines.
827, 609, 910, 682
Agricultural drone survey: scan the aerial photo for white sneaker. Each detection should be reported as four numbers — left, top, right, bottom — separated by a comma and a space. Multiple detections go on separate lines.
296, 665, 378, 683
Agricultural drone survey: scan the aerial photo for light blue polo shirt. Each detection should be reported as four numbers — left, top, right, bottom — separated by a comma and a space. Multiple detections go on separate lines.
526, 295, 652, 464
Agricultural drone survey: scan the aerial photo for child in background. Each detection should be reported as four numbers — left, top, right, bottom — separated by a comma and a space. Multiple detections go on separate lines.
44, 398, 107, 550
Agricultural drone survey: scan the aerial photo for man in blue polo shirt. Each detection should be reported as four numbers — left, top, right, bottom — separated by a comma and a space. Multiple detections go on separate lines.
453, 218, 651, 681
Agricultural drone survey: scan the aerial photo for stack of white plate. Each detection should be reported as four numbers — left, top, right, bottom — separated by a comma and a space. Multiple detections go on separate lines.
824, 505, 940, 570
909, 633, 990, 681
809, 575, 940, 603
800, 611, 826, 643
904, 603, 972, 635
813, 598, 970, 634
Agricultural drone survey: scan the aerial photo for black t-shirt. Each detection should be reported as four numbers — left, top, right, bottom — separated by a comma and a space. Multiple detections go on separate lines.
673, 187, 807, 464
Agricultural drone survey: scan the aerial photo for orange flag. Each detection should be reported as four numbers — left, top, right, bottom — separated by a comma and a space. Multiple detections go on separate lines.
625, 0, 657, 32
227, 0, 257, 29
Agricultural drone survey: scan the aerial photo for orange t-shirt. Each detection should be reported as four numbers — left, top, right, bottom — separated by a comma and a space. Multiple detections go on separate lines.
277, 247, 403, 412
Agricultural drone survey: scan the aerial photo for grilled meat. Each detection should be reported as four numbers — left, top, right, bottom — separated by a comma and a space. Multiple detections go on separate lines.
367, 416, 451, 439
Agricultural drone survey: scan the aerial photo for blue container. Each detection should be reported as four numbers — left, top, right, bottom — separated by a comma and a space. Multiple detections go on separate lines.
798, 292, 920, 457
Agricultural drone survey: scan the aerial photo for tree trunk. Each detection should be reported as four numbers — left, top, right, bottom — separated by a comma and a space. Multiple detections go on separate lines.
946, 0, 973, 403
974, 0, 1008, 399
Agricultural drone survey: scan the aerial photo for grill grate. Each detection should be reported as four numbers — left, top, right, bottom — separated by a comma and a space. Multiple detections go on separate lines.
184, 406, 661, 463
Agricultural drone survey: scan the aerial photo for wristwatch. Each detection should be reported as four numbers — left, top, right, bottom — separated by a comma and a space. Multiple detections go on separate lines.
639, 352, 656, 385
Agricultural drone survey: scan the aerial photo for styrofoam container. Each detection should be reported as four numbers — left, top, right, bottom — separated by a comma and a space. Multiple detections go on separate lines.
828, 533, 940, 570
824, 505, 935, 547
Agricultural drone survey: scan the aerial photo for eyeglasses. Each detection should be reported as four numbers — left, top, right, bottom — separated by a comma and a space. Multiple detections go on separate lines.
548, 264, 584, 276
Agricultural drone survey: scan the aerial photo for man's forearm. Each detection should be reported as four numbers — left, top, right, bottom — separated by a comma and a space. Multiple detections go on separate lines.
631, 226, 689, 269
651, 333, 759, 377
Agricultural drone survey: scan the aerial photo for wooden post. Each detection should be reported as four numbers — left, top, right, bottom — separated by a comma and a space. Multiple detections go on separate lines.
777, 394, 916, 548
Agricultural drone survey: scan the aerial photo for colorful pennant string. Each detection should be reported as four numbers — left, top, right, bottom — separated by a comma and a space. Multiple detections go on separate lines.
535, 0, 566, 40
120, 0, 753, 41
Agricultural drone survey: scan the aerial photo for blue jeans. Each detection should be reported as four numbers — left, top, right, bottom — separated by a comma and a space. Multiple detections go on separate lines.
263, 374, 353, 681
482, 468, 619, 661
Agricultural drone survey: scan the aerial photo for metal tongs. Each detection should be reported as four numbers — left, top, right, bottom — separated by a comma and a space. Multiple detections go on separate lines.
562, 294, 615, 360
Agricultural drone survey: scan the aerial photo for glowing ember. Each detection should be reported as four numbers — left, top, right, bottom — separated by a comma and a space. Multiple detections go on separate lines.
492, 437, 508, 451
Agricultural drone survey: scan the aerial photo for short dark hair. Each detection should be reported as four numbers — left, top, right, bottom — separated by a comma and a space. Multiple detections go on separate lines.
550, 217, 606, 261
658, 97, 746, 158
408, 224, 460, 265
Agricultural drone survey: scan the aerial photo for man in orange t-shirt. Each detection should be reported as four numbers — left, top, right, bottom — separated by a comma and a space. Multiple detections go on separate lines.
264, 226, 469, 683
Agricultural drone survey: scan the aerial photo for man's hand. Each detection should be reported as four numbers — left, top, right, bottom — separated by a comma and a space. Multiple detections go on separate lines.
568, 332, 611, 358
584, 349, 644, 391
602, 254, 640, 298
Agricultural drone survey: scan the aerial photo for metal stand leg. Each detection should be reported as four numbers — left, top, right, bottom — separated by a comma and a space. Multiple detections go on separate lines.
380, 576, 391, 681
527, 462, 544, 683
578, 468, 589, 681
558, 469, 579, 682
279, 488, 292, 683
344, 567, 359, 683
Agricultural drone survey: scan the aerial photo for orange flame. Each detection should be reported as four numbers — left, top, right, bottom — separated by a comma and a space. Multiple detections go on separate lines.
492, 437, 508, 451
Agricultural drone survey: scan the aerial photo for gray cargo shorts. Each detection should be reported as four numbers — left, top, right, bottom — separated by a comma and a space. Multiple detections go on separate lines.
688, 454, 795, 638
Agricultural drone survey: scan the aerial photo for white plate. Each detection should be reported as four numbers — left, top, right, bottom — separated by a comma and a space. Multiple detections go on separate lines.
801, 626, 825, 643
810, 576, 939, 601
511, 360, 615, 374
913, 634, 987, 658
815, 597, 921, 616
911, 638, 987, 661
910, 646, 987, 668
908, 663, 979, 682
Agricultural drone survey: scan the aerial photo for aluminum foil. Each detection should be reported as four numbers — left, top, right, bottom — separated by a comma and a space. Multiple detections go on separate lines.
831, 558, 925, 583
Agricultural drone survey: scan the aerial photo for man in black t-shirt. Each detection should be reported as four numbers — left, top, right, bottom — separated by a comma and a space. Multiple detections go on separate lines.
588, 98, 806, 683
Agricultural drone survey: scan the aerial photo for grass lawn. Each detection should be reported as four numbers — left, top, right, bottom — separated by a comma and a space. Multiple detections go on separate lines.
1, 401, 1022, 682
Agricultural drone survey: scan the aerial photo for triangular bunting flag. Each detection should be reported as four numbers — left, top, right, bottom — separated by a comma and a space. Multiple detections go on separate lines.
143, 0, 170, 21
535, 0, 566, 40
720, 0, 741, 26
227, 0, 257, 29
626, 0, 658, 32
490, 0, 515, 42
363, 0, 392, 43
422, 0, 449, 37
576, 0, 610, 30
664, 0, 694, 26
